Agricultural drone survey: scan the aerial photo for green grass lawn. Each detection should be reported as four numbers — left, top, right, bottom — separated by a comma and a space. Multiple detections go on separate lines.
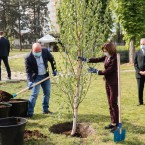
8, 52, 69, 72
10, 49, 30, 56
1, 49, 29, 72
0, 48, 144, 145
1, 53, 145, 145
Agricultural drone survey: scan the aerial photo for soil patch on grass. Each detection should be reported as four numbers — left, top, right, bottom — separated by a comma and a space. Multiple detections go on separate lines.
49, 122, 95, 138
24, 130, 47, 141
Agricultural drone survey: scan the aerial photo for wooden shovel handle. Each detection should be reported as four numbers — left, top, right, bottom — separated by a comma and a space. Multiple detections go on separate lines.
117, 53, 121, 124
15, 76, 50, 96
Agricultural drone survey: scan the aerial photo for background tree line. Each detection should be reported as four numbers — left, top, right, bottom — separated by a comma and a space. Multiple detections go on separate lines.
0, 0, 145, 62
58, 0, 145, 63
0, 0, 49, 50
110, 0, 145, 63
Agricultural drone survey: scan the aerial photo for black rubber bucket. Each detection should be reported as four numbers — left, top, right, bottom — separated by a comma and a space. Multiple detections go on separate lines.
0, 102, 12, 118
0, 117, 27, 145
9, 99, 28, 117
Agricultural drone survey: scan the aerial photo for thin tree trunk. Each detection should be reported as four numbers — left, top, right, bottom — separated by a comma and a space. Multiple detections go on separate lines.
129, 38, 135, 63
18, 2, 22, 51
33, 5, 36, 42
19, 18, 22, 51
71, 48, 82, 136
71, 105, 78, 136
3, 5, 7, 31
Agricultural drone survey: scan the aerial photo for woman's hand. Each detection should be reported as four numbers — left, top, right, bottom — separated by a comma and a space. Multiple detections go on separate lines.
139, 71, 145, 76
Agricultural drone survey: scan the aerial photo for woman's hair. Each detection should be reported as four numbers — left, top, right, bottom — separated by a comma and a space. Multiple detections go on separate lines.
102, 42, 116, 56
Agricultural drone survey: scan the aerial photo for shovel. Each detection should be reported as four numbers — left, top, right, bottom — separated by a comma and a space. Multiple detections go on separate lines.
114, 53, 126, 142
0, 76, 50, 102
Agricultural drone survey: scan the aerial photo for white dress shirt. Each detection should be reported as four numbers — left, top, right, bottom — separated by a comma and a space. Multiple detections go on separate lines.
35, 56, 46, 75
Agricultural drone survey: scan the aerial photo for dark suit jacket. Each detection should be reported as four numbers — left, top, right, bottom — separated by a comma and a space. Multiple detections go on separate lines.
0, 37, 10, 57
134, 49, 145, 79
88, 54, 118, 85
25, 48, 57, 82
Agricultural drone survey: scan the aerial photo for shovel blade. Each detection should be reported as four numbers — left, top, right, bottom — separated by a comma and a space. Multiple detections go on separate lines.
114, 128, 126, 142
0, 90, 13, 102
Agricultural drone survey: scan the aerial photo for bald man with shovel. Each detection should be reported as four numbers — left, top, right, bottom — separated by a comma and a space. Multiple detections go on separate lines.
25, 43, 57, 118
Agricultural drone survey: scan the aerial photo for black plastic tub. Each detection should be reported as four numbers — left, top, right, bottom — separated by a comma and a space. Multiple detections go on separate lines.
9, 99, 28, 117
0, 102, 12, 118
0, 117, 27, 145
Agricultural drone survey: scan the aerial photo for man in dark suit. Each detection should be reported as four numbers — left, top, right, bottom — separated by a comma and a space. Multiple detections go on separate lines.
0, 31, 11, 80
25, 43, 57, 117
134, 38, 145, 106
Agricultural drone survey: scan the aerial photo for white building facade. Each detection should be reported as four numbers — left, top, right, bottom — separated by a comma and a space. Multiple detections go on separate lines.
48, 0, 60, 34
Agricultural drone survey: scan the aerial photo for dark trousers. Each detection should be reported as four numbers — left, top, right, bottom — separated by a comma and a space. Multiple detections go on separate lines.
137, 78, 145, 104
106, 83, 119, 125
0, 56, 11, 80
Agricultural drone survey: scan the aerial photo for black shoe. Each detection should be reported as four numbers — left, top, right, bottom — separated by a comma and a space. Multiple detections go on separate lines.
43, 110, 53, 114
110, 126, 117, 133
104, 124, 116, 129
7, 77, 11, 80
137, 103, 144, 106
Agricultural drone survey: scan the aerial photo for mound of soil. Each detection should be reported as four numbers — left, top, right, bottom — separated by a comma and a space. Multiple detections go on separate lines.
24, 130, 47, 140
49, 122, 95, 138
